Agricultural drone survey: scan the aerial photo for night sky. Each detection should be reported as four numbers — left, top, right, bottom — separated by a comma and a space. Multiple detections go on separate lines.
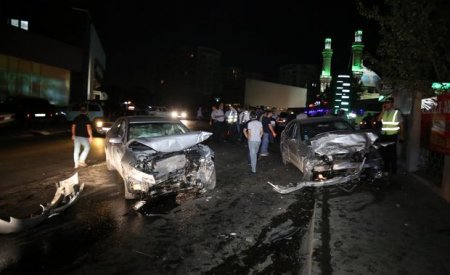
71, 0, 380, 86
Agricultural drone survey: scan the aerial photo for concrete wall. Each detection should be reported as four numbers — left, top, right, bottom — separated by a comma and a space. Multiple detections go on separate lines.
0, 25, 82, 72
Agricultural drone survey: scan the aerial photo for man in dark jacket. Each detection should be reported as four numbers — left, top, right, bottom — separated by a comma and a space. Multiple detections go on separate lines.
72, 105, 93, 168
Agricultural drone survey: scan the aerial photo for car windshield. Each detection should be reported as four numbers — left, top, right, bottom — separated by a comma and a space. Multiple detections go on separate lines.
301, 120, 353, 140
128, 122, 188, 140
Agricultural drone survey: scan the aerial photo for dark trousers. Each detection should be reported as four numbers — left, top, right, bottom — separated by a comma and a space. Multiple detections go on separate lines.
213, 121, 225, 142
378, 134, 398, 174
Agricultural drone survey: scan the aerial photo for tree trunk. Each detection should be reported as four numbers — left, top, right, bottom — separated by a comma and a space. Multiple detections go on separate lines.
443, 156, 450, 202
405, 90, 422, 172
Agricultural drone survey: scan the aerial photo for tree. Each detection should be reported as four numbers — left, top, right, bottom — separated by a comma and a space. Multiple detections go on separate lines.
357, 0, 449, 90
356, 0, 450, 172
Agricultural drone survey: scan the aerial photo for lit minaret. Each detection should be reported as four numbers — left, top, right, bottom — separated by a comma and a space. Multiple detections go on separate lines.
320, 38, 333, 93
351, 30, 364, 79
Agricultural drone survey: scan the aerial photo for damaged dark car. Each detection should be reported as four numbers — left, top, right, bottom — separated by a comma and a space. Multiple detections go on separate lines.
105, 116, 216, 200
269, 116, 383, 194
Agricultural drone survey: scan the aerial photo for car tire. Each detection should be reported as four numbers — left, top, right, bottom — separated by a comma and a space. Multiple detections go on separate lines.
198, 161, 216, 191
123, 179, 136, 200
105, 151, 114, 171
280, 145, 288, 165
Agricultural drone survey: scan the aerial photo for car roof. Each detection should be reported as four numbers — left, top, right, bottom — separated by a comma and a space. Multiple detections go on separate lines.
119, 115, 181, 123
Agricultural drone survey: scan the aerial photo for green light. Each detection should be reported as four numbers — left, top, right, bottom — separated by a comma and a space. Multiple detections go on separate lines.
321, 70, 330, 77
352, 65, 363, 73
432, 82, 450, 90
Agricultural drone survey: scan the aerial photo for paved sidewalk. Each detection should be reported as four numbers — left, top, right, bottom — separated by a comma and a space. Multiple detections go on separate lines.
309, 173, 450, 275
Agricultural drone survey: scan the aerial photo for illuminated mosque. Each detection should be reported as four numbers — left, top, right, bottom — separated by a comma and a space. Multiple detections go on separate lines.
319, 30, 382, 114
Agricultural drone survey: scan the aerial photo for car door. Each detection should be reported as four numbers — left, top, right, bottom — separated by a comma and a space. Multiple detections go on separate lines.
280, 121, 293, 161
107, 119, 127, 175
296, 123, 311, 173
112, 120, 128, 174
287, 122, 302, 170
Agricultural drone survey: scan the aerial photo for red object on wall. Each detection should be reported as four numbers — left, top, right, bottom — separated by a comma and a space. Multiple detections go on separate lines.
424, 93, 450, 155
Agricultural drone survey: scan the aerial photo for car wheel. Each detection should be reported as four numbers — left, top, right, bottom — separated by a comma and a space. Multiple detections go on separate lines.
197, 161, 216, 191
105, 151, 114, 171
280, 144, 288, 165
123, 179, 136, 200
281, 152, 289, 165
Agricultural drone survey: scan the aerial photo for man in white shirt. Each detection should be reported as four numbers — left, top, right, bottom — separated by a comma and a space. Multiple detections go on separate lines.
244, 111, 263, 174
211, 104, 225, 142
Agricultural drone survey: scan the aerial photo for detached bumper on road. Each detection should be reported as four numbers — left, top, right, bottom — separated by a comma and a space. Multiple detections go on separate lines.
0, 173, 84, 234
268, 158, 366, 194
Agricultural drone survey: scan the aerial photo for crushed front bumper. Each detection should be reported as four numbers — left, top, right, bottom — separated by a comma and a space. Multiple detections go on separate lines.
268, 158, 366, 194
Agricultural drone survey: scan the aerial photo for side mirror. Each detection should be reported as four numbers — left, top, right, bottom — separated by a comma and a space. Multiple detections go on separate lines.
108, 137, 122, 144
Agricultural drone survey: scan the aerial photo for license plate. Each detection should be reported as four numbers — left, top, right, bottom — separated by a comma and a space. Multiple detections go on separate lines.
35, 113, 46, 117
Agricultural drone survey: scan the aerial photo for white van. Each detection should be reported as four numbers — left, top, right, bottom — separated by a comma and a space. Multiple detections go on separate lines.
66, 102, 105, 133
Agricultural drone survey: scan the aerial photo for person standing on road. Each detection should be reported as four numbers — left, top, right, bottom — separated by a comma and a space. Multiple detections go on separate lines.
377, 96, 404, 176
244, 111, 263, 174
259, 109, 277, 156
196, 106, 204, 120
72, 105, 93, 169
238, 107, 250, 142
211, 103, 225, 143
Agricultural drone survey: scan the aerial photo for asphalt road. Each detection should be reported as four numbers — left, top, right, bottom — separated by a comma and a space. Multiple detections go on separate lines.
0, 120, 316, 274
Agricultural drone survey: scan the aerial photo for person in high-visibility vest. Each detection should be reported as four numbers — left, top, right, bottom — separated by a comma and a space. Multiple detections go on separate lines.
377, 96, 404, 176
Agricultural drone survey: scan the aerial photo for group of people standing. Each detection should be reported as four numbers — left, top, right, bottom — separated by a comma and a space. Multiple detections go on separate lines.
243, 109, 277, 174
210, 104, 278, 174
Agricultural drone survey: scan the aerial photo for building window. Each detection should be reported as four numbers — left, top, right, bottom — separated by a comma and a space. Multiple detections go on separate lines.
9, 18, 28, 30
10, 18, 19, 27
20, 20, 29, 30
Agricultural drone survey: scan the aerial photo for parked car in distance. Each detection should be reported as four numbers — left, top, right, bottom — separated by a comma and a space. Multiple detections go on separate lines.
147, 106, 170, 117
105, 116, 216, 200
0, 112, 15, 126
280, 116, 383, 186
66, 101, 106, 133
275, 111, 289, 134
170, 108, 188, 119
0, 96, 56, 124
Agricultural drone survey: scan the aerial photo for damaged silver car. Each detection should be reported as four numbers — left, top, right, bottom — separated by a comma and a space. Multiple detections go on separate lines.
105, 116, 216, 199
269, 117, 383, 194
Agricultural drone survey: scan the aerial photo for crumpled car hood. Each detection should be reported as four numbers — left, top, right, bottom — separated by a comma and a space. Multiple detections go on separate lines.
310, 130, 378, 155
128, 131, 212, 153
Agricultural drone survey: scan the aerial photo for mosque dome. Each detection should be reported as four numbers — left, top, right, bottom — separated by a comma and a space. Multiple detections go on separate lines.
360, 66, 381, 88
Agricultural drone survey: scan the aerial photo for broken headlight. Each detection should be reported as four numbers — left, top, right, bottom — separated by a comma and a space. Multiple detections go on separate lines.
127, 167, 156, 193
321, 155, 333, 164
